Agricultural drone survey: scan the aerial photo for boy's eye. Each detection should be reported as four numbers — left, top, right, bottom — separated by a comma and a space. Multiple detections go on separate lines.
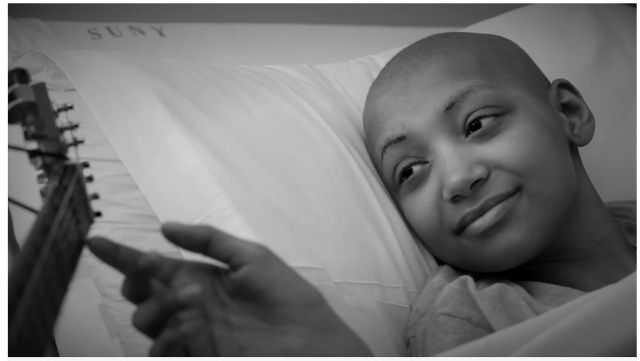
398, 162, 426, 184
465, 114, 497, 137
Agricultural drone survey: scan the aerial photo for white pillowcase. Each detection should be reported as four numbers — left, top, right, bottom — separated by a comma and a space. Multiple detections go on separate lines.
47, 47, 434, 356
35, 3, 635, 357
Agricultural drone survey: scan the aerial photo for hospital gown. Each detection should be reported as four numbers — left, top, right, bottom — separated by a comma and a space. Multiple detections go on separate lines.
406, 201, 636, 356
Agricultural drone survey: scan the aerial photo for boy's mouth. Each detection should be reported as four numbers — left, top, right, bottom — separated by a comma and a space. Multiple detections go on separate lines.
455, 188, 520, 236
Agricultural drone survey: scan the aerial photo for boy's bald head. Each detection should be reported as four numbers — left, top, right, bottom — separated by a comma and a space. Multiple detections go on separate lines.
364, 32, 550, 158
361, 31, 597, 273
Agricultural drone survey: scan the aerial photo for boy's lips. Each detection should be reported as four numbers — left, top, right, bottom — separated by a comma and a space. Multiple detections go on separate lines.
455, 188, 520, 236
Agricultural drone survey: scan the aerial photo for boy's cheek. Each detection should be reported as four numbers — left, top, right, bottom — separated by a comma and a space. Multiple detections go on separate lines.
403, 204, 446, 249
400, 185, 459, 241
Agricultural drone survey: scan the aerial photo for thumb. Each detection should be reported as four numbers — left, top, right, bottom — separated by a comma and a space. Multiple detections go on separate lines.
161, 222, 264, 271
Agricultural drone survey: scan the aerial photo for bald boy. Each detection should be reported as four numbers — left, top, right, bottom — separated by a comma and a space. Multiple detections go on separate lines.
88, 32, 636, 356
364, 32, 635, 355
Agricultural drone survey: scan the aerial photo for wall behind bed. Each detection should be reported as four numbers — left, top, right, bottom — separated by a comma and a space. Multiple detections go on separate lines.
9, 4, 524, 26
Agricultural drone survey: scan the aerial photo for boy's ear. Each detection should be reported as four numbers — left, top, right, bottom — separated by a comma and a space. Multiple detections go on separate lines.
548, 78, 595, 147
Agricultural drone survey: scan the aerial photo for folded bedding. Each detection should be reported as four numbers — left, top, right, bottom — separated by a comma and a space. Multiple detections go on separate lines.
441, 271, 637, 356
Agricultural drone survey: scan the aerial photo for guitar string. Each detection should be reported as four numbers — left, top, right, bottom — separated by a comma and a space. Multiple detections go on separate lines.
9, 106, 110, 163
8, 144, 69, 160
8, 196, 39, 215
9, 144, 119, 163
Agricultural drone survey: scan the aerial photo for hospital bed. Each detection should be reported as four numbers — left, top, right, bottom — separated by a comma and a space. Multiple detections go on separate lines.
7, 4, 636, 356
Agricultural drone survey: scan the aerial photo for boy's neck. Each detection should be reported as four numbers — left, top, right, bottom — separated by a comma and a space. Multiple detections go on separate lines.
502, 175, 636, 292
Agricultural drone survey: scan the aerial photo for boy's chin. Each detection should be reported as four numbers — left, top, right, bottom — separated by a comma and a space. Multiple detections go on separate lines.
453, 259, 523, 274
446, 239, 539, 274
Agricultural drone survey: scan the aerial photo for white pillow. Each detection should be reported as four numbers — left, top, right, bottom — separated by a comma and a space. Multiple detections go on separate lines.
39, 3, 634, 357
47, 47, 434, 357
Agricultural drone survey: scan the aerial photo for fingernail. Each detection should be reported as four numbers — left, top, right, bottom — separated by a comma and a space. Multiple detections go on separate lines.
161, 221, 186, 235
86, 237, 109, 252
86, 237, 104, 247
162, 221, 184, 229
177, 284, 202, 302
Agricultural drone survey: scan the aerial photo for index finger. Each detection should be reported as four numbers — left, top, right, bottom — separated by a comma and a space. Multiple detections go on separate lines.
88, 236, 146, 274
161, 222, 264, 271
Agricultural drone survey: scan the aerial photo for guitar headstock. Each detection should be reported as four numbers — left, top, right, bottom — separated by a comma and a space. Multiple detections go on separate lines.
9, 67, 86, 197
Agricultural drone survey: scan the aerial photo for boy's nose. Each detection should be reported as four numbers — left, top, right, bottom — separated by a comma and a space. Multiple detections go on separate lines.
441, 158, 489, 203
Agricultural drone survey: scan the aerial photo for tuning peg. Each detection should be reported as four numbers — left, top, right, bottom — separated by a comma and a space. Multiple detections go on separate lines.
59, 123, 79, 132
81, 161, 90, 168
89, 193, 100, 200
27, 149, 40, 158
85, 175, 94, 183
56, 103, 74, 114
9, 99, 38, 125
36, 172, 48, 184
9, 68, 31, 86
31, 160, 43, 171
28, 151, 43, 169
93, 211, 102, 218
23, 129, 34, 140
67, 138, 85, 147
24, 130, 47, 141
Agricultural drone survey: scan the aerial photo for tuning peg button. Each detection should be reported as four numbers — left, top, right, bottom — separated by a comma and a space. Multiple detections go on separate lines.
36, 173, 48, 184
56, 103, 74, 114
85, 175, 94, 183
9, 68, 31, 86
26, 132, 47, 141
68, 139, 85, 147
59, 123, 79, 132
89, 193, 100, 200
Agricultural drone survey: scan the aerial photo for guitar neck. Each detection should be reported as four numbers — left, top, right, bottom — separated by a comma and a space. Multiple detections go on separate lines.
9, 163, 94, 356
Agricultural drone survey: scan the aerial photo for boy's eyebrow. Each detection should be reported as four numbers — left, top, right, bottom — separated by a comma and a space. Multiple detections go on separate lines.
380, 134, 408, 163
444, 85, 482, 113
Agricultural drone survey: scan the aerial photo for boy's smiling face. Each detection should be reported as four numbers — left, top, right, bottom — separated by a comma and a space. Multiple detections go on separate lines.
364, 34, 591, 272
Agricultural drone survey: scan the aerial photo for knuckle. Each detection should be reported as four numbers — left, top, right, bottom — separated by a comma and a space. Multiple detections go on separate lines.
122, 277, 150, 304
248, 243, 273, 259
